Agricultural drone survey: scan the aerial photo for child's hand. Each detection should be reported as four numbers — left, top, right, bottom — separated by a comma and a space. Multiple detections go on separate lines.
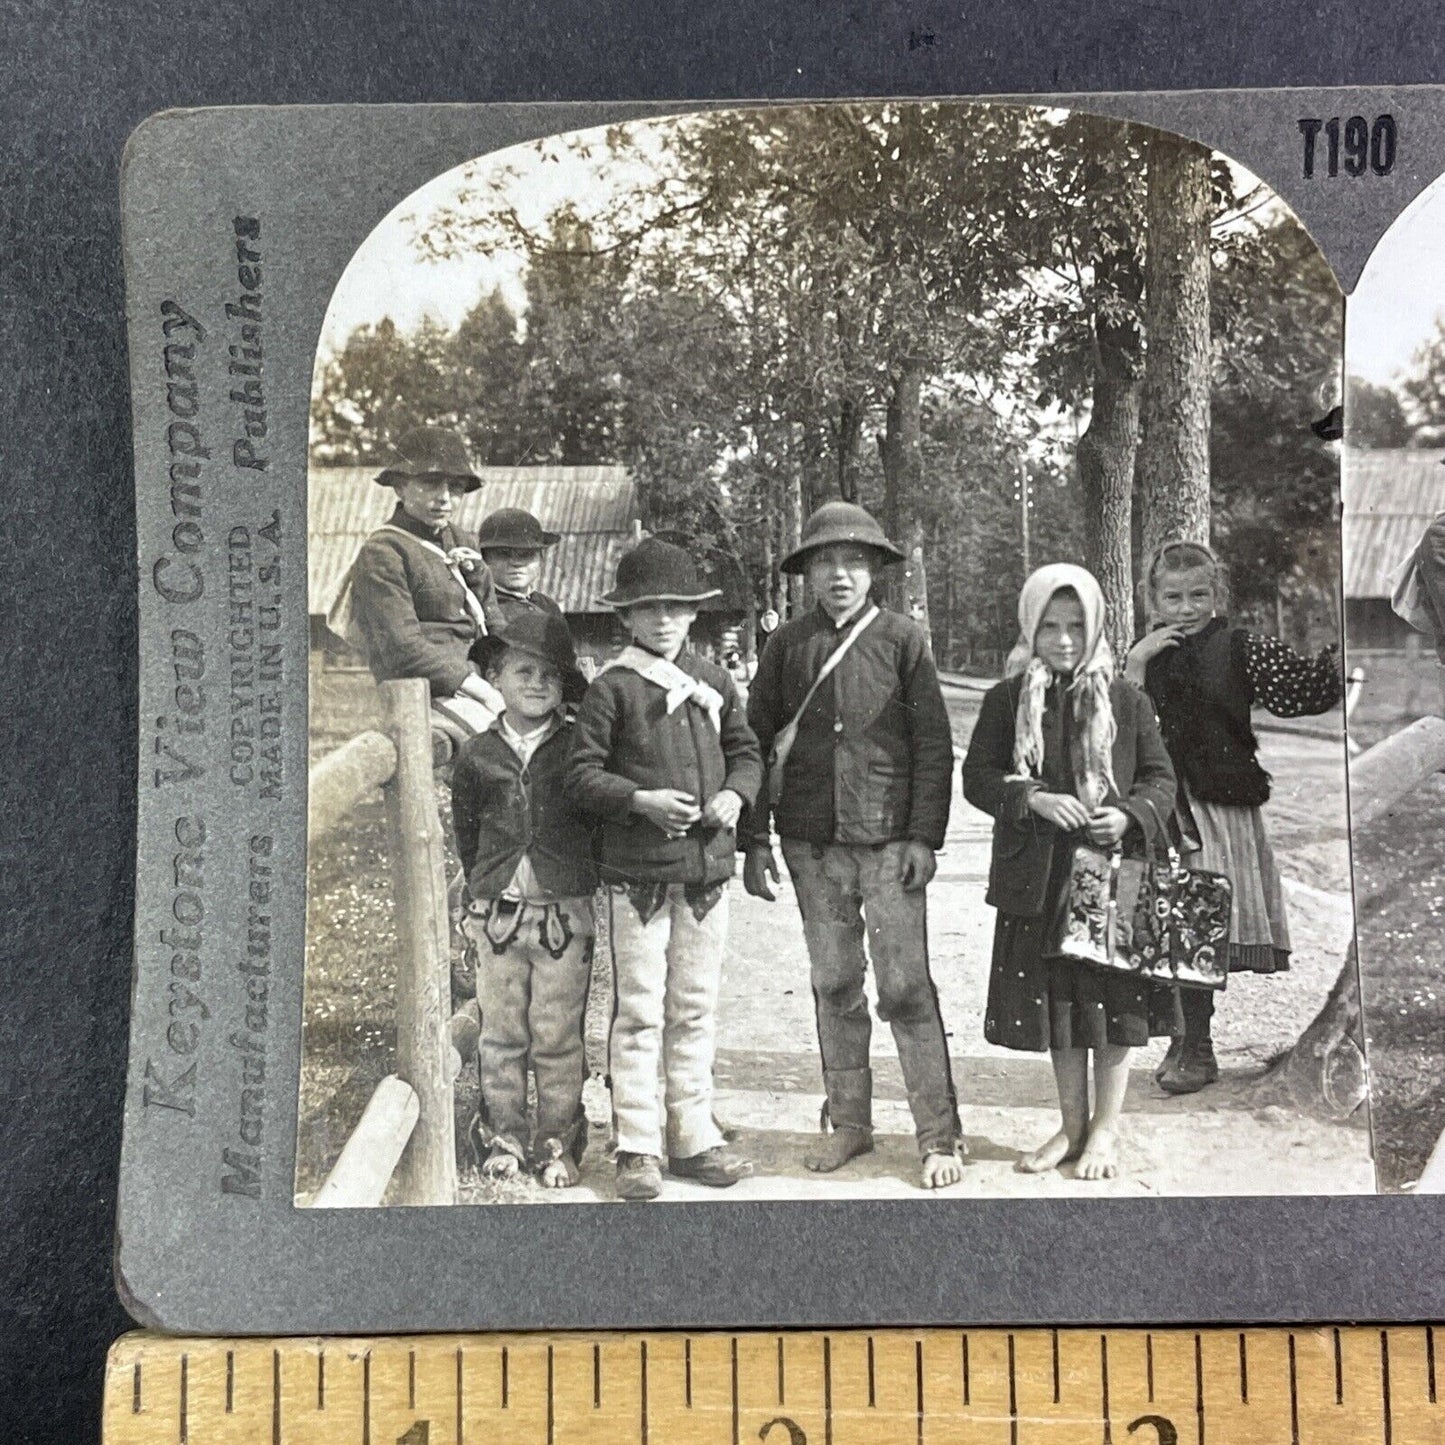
898, 841, 937, 892
632, 788, 702, 837
701, 789, 743, 831
1086, 806, 1131, 846
1124, 626, 1185, 682
1028, 791, 1092, 831
743, 844, 780, 902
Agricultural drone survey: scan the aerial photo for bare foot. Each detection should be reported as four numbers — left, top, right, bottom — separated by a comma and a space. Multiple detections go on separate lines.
482, 1149, 521, 1181
921, 1150, 965, 1189
1016, 1129, 1084, 1174
1074, 1127, 1120, 1180
537, 1158, 579, 1189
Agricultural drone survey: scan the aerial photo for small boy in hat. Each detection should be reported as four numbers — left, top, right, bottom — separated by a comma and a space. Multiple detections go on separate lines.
743, 501, 963, 1190
477, 507, 566, 625
346, 426, 507, 754
451, 612, 598, 1187
567, 538, 763, 1201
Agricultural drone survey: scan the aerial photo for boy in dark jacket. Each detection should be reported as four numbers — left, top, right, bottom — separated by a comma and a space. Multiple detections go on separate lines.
567, 539, 763, 1202
451, 613, 596, 1188
477, 507, 567, 625
743, 502, 963, 1190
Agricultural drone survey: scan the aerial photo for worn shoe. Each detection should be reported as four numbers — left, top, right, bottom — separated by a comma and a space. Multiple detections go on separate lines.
1159, 1039, 1220, 1095
1153, 1037, 1184, 1084
668, 1146, 754, 1188
615, 1152, 663, 1201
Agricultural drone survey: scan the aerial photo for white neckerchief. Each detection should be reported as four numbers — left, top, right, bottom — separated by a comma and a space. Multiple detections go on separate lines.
376, 522, 488, 637
600, 645, 724, 731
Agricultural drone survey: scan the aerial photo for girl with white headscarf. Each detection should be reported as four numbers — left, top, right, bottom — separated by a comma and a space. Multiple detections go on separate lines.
963, 565, 1180, 1181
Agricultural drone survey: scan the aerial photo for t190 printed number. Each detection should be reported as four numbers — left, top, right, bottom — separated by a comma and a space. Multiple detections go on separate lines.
1299, 115, 1396, 177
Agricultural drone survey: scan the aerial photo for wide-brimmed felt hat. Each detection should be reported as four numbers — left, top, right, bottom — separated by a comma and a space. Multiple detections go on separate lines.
470, 612, 587, 705
781, 501, 906, 574
476, 508, 560, 551
374, 426, 482, 493
599, 537, 722, 608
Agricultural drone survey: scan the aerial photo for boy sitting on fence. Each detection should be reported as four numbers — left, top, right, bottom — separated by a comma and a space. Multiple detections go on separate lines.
450, 612, 597, 1188
567, 538, 763, 1202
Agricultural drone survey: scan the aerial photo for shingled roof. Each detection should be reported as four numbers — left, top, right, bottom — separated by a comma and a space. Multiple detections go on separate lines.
1342, 448, 1445, 599
308, 464, 640, 616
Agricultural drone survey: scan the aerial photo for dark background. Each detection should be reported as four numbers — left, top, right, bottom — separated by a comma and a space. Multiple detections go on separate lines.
0, 5, 1435, 1439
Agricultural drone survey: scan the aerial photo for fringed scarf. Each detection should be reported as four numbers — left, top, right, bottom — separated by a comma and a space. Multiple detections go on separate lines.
1005, 563, 1118, 811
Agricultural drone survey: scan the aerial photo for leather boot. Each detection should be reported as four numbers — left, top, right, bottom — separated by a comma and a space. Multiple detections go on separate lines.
805, 1068, 874, 1172
1159, 1038, 1220, 1095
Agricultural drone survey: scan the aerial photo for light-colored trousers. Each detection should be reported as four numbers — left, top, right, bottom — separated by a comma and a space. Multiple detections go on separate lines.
606, 884, 729, 1160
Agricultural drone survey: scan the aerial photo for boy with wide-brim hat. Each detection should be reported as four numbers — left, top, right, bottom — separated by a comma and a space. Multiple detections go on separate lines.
567, 537, 763, 1201
743, 501, 964, 1190
345, 426, 508, 755
477, 507, 566, 626
452, 610, 598, 1188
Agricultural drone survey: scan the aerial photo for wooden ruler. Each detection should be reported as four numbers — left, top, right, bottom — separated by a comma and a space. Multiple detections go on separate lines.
105, 1327, 1443, 1444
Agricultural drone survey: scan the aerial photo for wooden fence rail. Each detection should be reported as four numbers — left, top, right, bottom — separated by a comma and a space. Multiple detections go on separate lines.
304, 677, 458, 1208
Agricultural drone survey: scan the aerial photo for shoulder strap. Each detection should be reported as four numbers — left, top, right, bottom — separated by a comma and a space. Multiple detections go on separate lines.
785, 605, 879, 731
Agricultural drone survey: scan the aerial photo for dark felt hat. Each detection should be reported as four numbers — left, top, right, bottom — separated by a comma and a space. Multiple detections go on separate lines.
375, 426, 482, 492
476, 508, 560, 551
780, 501, 906, 574
599, 537, 723, 608
470, 612, 587, 705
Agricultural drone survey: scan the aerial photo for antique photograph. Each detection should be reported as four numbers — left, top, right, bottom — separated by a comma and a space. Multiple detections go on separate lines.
1342, 169, 1445, 1193
296, 100, 1368, 1207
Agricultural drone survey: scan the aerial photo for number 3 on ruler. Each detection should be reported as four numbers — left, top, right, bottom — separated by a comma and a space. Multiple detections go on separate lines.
1299, 115, 1396, 176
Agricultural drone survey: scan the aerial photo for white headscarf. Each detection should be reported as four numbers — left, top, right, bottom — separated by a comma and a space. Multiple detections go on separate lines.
1005, 563, 1117, 810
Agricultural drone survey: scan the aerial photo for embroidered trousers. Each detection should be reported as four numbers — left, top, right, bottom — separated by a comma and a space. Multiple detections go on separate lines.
462, 897, 594, 1166
781, 840, 960, 1156
606, 883, 729, 1161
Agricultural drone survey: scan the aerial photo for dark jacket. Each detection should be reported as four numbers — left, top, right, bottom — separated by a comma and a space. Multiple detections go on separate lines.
567, 648, 763, 885
451, 719, 598, 900
962, 674, 1176, 918
494, 587, 564, 627
349, 505, 505, 696
743, 605, 954, 849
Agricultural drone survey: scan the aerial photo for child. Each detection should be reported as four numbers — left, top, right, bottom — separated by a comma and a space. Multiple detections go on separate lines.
476, 507, 565, 625
566, 537, 763, 1202
962, 563, 1179, 1180
451, 612, 596, 1187
743, 501, 963, 1190
1125, 539, 1343, 1094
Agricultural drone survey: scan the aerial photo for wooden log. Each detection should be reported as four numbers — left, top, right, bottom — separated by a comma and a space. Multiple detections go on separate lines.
307, 1075, 419, 1209
381, 678, 459, 1206
1350, 715, 1445, 830
309, 729, 397, 841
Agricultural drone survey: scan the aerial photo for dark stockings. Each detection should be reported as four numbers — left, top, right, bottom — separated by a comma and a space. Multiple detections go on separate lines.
1182, 987, 1215, 1045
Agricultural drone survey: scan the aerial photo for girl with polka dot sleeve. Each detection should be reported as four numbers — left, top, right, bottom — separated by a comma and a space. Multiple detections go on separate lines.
1124, 540, 1344, 1097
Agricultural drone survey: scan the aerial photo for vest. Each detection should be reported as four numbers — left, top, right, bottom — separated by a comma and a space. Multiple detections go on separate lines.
1144, 619, 1271, 807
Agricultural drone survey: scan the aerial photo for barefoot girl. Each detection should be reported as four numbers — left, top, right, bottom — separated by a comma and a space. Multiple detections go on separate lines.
963, 564, 1180, 1180
1125, 540, 1343, 1094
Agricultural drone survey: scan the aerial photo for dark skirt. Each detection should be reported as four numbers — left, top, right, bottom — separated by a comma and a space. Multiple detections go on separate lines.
984, 838, 1184, 1052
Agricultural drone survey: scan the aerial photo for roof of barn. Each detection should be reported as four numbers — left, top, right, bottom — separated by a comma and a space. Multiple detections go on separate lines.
308, 464, 640, 616
1342, 449, 1445, 599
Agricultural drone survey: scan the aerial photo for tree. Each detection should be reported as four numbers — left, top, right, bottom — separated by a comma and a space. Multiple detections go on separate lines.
1138, 131, 1213, 559
1347, 377, 1413, 448
1400, 315, 1445, 429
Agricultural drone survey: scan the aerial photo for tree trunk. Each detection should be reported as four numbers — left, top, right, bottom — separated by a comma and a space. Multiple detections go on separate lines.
837, 395, 863, 503
1139, 131, 1213, 557
1077, 243, 1143, 660
878, 360, 931, 642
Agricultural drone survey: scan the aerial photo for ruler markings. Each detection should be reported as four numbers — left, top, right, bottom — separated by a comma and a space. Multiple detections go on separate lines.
915, 1339, 924, 1445
225, 1351, 233, 1414
961, 1332, 970, 1406
1429, 1325, 1438, 1404
1146, 1332, 1155, 1403
777, 1335, 785, 1405
1194, 1332, 1205, 1445
318, 1347, 325, 1410
132, 1361, 142, 1415
271, 1349, 281, 1445
547, 1344, 555, 1445
1238, 1331, 1248, 1403
362, 1350, 371, 1445
594, 1342, 602, 1408
867, 1334, 876, 1407
178, 1354, 188, 1445
406, 1347, 414, 1411
1101, 1334, 1113, 1445
1051, 1328, 1060, 1403
1381, 1330, 1393, 1445
731, 1336, 740, 1445
640, 1339, 649, 1445
455, 1347, 463, 1445
1334, 1327, 1344, 1405
1288, 1332, 1300, 1445
823, 1335, 833, 1445
1008, 1333, 1018, 1445
684, 1337, 692, 1409
501, 1345, 509, 1408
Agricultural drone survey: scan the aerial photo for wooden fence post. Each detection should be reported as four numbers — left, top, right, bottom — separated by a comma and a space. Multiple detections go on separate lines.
380, 678, 458, 1206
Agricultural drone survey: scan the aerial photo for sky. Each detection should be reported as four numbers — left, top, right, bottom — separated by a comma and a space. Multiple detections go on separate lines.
1347, 171, 1445, 387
